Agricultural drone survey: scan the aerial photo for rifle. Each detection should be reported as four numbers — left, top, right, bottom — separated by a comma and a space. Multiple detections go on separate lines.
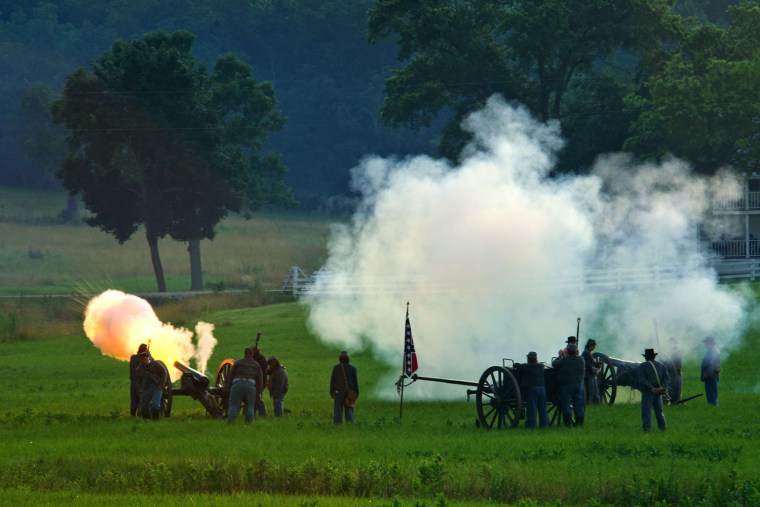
672, 393, 704, 405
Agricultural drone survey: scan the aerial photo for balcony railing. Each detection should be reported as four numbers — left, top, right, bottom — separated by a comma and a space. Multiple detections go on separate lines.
709, 239, 760, 258
713, 192, 760, 211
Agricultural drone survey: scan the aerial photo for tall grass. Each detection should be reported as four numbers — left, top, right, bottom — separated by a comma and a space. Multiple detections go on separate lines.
0, 188, 332, 294
1, 301, 759, 506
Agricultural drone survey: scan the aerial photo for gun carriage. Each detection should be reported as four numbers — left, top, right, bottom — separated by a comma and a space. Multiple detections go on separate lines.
402, 359, 565, 429
161, 358, 235, 418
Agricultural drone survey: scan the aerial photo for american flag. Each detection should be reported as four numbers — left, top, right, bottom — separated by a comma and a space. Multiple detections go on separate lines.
403, 308, 418, 377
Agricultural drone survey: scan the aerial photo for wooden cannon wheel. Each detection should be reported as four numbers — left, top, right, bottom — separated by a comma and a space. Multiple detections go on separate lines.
592, 352, 617, 405
213, 358, 235, 416
162, 383, 173, 417
475, 366, 521, 429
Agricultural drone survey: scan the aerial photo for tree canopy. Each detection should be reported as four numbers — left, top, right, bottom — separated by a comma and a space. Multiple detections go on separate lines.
368, 0, 684, 166
624, 0, 760, 174
52, 30, 291, 291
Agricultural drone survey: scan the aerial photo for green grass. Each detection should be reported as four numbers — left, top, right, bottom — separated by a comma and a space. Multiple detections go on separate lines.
1, 300, 759, 507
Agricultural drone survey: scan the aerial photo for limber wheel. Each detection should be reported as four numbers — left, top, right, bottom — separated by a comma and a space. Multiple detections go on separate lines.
476, 366, 521, 429
593, 352, 617, 405
544, 368, 563, 427
213, 359, 235, 417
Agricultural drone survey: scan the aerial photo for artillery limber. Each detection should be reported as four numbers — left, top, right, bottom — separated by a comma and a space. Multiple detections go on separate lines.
162, 359, 235, 418
401, 359, 564, 429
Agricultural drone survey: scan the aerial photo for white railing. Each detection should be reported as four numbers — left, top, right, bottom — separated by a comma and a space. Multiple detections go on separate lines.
713, 191, 760, 210
708, 239, 760, 258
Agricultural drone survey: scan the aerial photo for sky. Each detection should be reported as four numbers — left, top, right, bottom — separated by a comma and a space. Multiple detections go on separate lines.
303, 95, 753, 399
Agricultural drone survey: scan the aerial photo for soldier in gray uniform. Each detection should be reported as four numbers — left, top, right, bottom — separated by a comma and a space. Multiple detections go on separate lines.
226, 347, 264, 424
638, 348, 670, 432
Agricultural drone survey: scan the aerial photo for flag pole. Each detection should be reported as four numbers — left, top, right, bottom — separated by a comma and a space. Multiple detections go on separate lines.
399, 301, 409, 420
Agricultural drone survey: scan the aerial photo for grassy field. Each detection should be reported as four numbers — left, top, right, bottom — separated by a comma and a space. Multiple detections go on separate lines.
0, 188, 332, 294
1, 297, 759, 506
2, 188, 760, 506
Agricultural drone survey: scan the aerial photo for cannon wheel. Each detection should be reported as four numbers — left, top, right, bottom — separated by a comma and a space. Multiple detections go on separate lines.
162, 383, 173, 417
547, 395, 562, 426
213, 358, 235, 416
593, 352, 617, 405
475, 366, 521, 429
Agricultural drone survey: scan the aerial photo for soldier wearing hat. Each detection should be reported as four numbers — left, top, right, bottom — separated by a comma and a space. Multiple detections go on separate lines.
552, 343, 586, 427
330, 350, 359, 424
515, 351, 549, 429
558, 336, 578, 357
663, 337, 683, 404
700, 337, 720, 406
137, 348, 169, 420
582, 339, 602, 405
251, 346, 269, 417
129, 343, 151, 416
638, 348, 670, 432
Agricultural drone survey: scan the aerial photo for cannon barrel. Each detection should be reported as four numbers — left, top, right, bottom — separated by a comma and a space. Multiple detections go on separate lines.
173, 361, 211, 389
599, 355, 644, 390
171, 361, 225, 418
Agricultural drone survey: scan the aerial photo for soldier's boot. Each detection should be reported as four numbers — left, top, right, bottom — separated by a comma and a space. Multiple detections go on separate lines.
575, 416, 584, 427
150, 408, 161, 420
563, 414, 573, 427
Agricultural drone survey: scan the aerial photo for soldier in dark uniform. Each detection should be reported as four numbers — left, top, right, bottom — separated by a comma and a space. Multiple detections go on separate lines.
663, 337, 683, 404
330, 350, 359, 424
515, 351, 548, 429
552, 343, 585, 427
129, 343, 150, 416
266, 356, 289, 417
226, 347, 264, 424
251, 346, 269, 417
137, 350, 169, 420
582, 339, 601, 405
638, 348, 670, 432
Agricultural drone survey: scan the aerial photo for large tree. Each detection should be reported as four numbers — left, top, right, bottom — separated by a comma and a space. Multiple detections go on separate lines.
52, 30, 291, 292
367, 0, 682, 166
624, 0, 760, 174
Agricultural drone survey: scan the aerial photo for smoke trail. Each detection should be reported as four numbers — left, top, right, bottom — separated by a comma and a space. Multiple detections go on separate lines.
194, 321, 217, 374
83, 289, 217, 381
304, 95, 752, 398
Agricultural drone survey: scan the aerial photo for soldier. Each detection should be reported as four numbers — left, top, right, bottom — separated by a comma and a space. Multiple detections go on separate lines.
266, 356, 289, 417
558, 335, 578, 357
137, 350, 169, 420
226, 347, 264, 424
664, 337, 683, 404
330, 350, 359, 424
700, 336, 721, 406
638, 348, 670, 432
582, 339, 602, 405
515, 351, 548, 429
129, 343, 150, 416
552, 343, 585, 427
251, 346, 269, 417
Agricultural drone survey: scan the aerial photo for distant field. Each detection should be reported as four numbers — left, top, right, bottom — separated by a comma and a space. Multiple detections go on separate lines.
0, 187, 333, 294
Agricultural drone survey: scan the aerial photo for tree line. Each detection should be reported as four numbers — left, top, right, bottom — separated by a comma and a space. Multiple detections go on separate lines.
1, 0, 757, 292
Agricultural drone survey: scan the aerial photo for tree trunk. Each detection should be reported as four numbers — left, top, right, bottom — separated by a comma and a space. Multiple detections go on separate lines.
62, 194, 79, 222
146, 230, 167, 292
188, 239, 203, 291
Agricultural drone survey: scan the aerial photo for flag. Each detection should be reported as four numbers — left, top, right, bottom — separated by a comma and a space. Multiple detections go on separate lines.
403, 309, 418, 377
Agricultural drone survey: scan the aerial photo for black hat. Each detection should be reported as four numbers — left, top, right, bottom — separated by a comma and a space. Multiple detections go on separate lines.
642, 348, 657, 359
703, 336, 716, 345
566, 336, 578, 343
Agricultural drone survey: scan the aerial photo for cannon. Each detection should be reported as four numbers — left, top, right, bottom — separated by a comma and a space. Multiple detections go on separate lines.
163, 359, 235, 418
590, 352, 703, 405
401, 359, 564, 429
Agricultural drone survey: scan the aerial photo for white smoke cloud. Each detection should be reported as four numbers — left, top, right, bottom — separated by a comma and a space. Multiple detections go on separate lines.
303, 95, 752, 399
194, 321, 217, 374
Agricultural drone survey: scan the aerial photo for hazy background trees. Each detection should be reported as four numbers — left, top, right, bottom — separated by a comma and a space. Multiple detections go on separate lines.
1, 0, 755, 215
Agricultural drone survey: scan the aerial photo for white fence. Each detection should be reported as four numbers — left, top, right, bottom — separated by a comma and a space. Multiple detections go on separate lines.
281, 262, 753, 295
